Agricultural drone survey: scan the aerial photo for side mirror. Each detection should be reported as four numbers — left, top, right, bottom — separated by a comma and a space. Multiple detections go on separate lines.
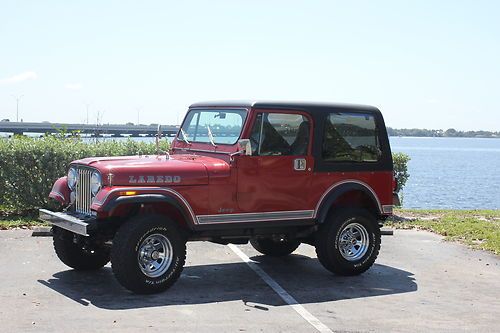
238, 139, 252, 156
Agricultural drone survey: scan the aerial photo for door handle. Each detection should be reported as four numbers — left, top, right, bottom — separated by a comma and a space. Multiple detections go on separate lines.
294, 158, 306, 171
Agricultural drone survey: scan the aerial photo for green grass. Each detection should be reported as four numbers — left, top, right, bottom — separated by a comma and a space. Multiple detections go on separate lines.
0, 216, 48, 230
0, 204, 47, 229
388, 209, 500, 255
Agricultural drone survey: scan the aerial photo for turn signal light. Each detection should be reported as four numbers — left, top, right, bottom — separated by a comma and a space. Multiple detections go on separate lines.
119, 191, 137, 196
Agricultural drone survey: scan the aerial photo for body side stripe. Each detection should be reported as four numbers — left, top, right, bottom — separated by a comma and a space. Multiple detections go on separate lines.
197, 210, 314, 224
49, 190, 66, 202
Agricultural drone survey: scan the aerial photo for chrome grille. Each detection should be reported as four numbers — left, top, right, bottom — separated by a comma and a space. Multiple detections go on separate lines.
75, 167, 92, 216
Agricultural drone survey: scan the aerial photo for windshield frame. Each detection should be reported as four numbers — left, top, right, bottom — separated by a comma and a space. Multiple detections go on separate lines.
177, 107, 248, 146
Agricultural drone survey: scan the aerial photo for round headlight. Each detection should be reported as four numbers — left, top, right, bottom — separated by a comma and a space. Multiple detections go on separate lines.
91, 171, 102, 196
67, 167, 77, 190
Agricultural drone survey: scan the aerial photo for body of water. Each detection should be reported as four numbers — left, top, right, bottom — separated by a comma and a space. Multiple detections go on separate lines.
390, 137, 500, 210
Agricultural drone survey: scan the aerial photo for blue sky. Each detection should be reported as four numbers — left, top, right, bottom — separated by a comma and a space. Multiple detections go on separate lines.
0, 0, 499, 130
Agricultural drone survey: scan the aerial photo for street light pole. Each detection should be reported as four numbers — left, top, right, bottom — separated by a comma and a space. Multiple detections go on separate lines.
84, 103, 91, 124
136, 107, 141, 125
11, 94, 24, 122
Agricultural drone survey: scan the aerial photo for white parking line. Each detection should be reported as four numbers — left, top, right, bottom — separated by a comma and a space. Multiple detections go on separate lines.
228, 244, 333, 333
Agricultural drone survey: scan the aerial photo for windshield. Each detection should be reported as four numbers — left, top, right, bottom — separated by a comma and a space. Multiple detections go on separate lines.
179, 108, 247, 145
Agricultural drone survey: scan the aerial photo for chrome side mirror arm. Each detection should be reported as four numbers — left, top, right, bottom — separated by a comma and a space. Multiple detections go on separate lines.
229, 139, 252, 162
237, 139, 252, 156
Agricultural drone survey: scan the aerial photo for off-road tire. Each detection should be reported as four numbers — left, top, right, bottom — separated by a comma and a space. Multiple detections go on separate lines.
53, 227, 110, 270
111, 215, 186, 294
250, 238, 301, 257
315, 208, 380, 276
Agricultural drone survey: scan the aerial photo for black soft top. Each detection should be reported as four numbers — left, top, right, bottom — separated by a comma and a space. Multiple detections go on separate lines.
189, 100, 381, 115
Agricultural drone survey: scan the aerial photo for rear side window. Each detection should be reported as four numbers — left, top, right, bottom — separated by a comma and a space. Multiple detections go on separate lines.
322, 112, 380, 162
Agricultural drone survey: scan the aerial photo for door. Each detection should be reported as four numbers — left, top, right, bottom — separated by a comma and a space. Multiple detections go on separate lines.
237, 111, 314, 213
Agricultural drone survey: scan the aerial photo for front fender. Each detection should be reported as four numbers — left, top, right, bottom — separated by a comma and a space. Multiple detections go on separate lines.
49, 176, 70, 205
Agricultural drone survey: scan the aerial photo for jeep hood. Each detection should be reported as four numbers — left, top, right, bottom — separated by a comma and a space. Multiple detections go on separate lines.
71, 154, 230, 186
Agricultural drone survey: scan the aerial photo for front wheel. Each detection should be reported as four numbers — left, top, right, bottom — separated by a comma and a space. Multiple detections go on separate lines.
315, 208, 380, 276
111, 215, 186, 294
53, 227, 110, 270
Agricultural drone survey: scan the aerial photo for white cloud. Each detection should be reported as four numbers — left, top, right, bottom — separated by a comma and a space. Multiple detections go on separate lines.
0, 71, 38, 85
65, 83, 83, 91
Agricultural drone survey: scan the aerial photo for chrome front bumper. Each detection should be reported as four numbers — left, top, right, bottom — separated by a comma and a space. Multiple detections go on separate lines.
39, 209, 92, 236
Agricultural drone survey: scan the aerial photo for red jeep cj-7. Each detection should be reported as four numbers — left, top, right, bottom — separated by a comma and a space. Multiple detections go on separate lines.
40, 101, 397, 294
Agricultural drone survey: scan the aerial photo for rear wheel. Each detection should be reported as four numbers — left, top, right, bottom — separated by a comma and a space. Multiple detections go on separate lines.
111, 215, 186, 294
250, 238, 300, 257
315, 208, 380, 275
53, 227, 110, 270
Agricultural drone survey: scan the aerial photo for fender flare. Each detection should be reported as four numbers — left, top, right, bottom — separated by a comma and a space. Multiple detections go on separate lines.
315, 181, 382, 224
101, 193, 197, 229
49, 176, 70, 205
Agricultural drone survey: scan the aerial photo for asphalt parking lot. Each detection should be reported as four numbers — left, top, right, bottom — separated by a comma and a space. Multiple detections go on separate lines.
0, 229, 499, 332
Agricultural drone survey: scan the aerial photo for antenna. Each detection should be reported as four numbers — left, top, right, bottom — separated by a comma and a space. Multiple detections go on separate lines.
156, 124, 162, 155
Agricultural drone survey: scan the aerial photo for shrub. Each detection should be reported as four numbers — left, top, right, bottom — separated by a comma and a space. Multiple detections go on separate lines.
392, 152, 410, 193
0, 136, 169, 215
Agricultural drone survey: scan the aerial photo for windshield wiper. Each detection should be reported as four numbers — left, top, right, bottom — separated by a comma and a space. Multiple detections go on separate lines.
206, 124, 217, 147
179, 128, 191, 144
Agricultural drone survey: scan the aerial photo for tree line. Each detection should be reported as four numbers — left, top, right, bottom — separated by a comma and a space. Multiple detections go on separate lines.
387, 127, 499, 138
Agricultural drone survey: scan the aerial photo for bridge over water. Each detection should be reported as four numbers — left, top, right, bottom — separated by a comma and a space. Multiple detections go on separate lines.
0, 122, 180, 137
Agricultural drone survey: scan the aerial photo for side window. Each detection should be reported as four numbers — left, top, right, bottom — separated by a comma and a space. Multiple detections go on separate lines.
322, 112, 380, 162
249, 113, 310, 156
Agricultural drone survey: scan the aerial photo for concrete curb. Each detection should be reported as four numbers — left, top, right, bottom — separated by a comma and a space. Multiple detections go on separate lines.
381, 228, 394, 236
32, 226, 52, 237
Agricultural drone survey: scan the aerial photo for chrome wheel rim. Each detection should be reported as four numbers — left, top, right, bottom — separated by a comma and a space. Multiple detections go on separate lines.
137, 233, 173, 278
338, 222, 370, 261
